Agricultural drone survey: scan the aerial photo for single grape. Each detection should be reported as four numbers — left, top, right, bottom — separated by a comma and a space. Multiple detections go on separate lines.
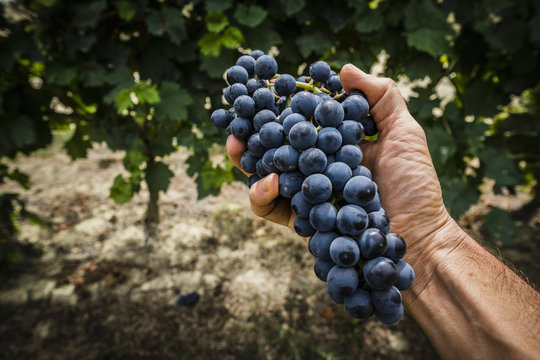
329, 236, 361, 267
371, 286, 402, 314
229, 83, 249, 102
315, 92, 333, 101
326, 75, 343, 92
314, 100, 344, 127
250, 49, 265, 59
253, 87, 275, 111
240, 151, 259, 174
362, 193, 381, 213
361, 115, 379, 136
255, 55, 278, 79
289, 121, 318, 150
229, 117, 253, 140
256, 159, 270, 178
301, 174, 333, 204
295, 75, 308, 93
261, 148, 281, 173
247, 133, 268, 158
344, 289, 373, 319
279, 107, 293, 123
351, 165, 372, 179
233, 95, 256, 118
176, 291, 200, 307
324, 162, 352, 192
279, 171, 304, 198
357, 228, 387, 259
248, 174, 262, 188
274, 74, 297, 96
316, 127, 343, 155
309, 202, 337, 232
291, 91, 318, 118
363, 257, 398, 290
326, 154, 336, 166
314, 258, 336, 282
291, 191, 314, 218
309, 61, 331, 83
236, 55, 256, 77
224, 86, 233, 105
368, 210, 391, 234
246, 78, 267, 96
343, 175, 377, 206
336, 144, 363, 168
308, 231, 339, 260
375, 304, 404, 325
211, 108, 232, 129
273, 144, 300, 172
342, 94, 369, 121
253, 109, 277, 132
226, 65, 249, 85
328, 287, 345, 305
383, 234, 406, 261
395, 260, 415, 290
298, 148, 327, 176
327, 266, 359, 299
294, 216, 316, 237
275, 96, 287, 114
338, 120, 365, 145
259, 122, 285, 148
282, 113, 306, 136
336, 204, 369, 236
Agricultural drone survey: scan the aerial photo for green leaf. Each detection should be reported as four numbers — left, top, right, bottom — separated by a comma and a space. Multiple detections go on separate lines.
234, 5, 267, 28
46, 64, 76, 85
296, 31, 332, 57
155, 81, 193, 124
478, 147, 521, 190
426, 127, 456, 166
123, 140, 147, 173
114, 88, 133, 113
162, 7, 186, 45
243, 24, 281, 53
110, 175, 133, 204
146, 11, 165, 36
406, 29, 450, 57
206, 11, 229, 33
278, 0, 305, 16
115, 1, 136, 21
199, 160, 235, 197
354, 9, 384, 34
484, 207, 518, 245
199, 32, 223, 57
222, 27, 244, 48
145, 161, 174, 192
64, 125, 92, 160
80, 62, 106, 87
440, 176, 479, 218
9, 117, 36, 147
462, 80, 505, 117
133, 83, 161, 104
200, 50, 235, 79
205, 0, 233, 12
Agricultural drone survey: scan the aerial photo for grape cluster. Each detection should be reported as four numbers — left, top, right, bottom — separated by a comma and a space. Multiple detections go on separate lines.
211, 51, 414, 324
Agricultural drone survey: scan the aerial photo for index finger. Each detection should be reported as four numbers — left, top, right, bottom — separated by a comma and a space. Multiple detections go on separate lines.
226, 134, 247, 169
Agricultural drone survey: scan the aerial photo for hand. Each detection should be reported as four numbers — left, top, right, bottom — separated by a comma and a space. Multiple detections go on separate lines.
226, 135, 296, 232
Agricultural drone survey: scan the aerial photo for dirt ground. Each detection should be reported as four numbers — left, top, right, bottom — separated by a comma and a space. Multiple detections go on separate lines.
0, 141, 538, 360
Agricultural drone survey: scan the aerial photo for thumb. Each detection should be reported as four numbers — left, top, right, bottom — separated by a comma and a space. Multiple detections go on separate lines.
249, 173, 280, 218
339, 64, 409, 127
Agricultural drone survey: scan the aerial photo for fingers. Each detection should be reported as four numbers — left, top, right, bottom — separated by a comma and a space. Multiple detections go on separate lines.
339, 64, 411, 129
226, 134, 246, 169
249, 173, 280, 218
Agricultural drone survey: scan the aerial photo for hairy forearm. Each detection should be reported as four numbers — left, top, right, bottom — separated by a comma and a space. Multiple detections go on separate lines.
403, 217, 540, 360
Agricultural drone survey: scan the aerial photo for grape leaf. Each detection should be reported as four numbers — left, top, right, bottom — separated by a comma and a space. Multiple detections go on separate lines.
110, 175, 133, 204
79, 62, 106, 87
440, 176, 479, 218
243, 23, 281, 53
462, 80, 505, 117
234, 5, 267, 28
278, 0, 305, 16
205, 0, 233, 12
200, 50, 235, 79
406, 29, 450, 57
199, 32, 222, 57
478, 147, 521, 190
221, 27, 244, 48
426, 127, 456, 167
46, 64, 76, 85
64, 125, 92, 160
155, 81, 193, 124
162, 7, 186, 45
296, 31, 332, 57
206, 11, 229, 33
9, 117, 36, 147
145, 161, 174, 192
354, 9, 384, 34
484, 207, 518, 245
146, 11, 165, 36
115, 1, 136, 21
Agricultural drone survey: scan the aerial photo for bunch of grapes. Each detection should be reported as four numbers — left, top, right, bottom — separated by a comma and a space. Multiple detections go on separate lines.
211, 51, 415, 324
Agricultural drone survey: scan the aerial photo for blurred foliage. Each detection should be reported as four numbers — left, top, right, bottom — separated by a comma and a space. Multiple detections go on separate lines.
0, 0, 539, 246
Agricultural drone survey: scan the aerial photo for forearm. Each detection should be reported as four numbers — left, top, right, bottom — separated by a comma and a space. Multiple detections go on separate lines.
403, 217, 540, 360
